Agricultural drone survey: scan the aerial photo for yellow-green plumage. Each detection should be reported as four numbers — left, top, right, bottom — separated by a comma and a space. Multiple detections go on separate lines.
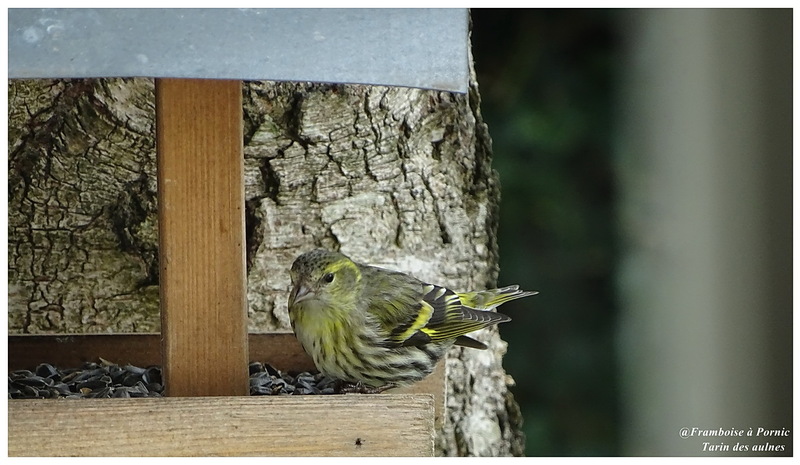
288, 249, 537, 390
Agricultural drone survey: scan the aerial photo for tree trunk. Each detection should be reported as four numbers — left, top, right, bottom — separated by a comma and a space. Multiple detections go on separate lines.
8, 57, 524, 458
9, 78, 160, 333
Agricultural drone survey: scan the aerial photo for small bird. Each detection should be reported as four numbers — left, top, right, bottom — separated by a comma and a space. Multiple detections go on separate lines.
288, 248, 537, 393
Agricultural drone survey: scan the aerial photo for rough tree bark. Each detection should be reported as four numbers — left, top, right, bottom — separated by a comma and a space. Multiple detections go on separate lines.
9, 78, 160, 333
8, 57, 525, 458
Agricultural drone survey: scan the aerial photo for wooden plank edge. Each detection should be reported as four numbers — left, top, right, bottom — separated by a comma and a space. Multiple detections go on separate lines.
394, 360, 446, 429
9, 333, 447, 428
7, 333, 315, 372
8, 394, 435, 457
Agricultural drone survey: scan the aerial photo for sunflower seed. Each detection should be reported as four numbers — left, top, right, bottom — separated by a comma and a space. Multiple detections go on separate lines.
9, 360, 337, 399
35, 363, 59, 379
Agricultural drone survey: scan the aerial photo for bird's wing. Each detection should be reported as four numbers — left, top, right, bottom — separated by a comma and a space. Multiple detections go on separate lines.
361, 266, 431, 347
383, 283, 510, 349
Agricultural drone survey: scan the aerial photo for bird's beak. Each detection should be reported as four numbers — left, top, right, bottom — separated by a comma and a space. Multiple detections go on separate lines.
289, 283, 314, 306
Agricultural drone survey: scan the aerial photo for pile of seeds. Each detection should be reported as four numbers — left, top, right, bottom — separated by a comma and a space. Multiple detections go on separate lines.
248, 361, 336, 395
8, 360, 334, 399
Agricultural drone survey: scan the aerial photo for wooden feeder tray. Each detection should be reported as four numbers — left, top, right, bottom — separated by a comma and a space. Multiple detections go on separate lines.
8, 333, 443, 456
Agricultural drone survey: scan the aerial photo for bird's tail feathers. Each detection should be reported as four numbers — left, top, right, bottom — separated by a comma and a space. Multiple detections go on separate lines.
458, 285, 538, 310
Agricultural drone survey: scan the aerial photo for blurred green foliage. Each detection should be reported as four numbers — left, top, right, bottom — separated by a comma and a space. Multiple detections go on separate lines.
471, 9, 620, 456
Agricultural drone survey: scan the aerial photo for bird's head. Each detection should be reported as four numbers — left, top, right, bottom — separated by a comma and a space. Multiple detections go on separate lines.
288, 249, 362, 313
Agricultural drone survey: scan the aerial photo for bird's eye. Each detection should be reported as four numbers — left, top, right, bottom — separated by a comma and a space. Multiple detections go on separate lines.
322, 272, 335, 284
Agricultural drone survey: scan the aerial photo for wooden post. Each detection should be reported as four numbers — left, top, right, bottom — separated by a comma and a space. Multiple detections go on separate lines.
155, 79, 248, 397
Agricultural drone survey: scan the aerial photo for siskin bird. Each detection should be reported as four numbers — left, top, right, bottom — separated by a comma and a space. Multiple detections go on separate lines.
288, 248, 537, 393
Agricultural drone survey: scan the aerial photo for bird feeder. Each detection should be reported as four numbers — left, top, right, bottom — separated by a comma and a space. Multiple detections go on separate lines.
7, 8, 469, 456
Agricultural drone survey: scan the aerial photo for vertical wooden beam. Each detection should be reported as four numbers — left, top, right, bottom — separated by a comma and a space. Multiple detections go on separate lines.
156, 79, 248, 397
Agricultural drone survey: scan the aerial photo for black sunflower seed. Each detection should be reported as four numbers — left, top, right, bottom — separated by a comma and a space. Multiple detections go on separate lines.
9, 360, 336, 399
35, 363, 59, 379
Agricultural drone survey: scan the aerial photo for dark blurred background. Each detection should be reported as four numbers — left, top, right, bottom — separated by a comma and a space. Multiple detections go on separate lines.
470, 8, 792, 457
472, 9, 620, 456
